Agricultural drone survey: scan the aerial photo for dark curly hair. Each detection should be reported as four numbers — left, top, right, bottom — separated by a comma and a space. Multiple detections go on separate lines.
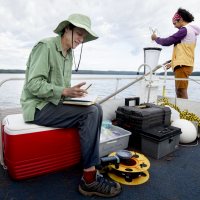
177, 8, 194, 22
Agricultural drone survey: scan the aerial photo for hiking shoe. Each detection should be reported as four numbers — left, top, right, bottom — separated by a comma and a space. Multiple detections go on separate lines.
79, 173, 122, 197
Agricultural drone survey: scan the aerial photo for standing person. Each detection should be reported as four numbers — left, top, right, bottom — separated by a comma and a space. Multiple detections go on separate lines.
20, 13, 121, 197
151, 8, 200, 99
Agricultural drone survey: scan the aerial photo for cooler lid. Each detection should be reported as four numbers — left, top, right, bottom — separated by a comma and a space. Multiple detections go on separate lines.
3, 114, 59, 135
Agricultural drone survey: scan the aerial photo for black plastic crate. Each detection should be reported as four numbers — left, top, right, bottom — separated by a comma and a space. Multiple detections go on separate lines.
116, 104, 171, 130
117, 111, 164, 129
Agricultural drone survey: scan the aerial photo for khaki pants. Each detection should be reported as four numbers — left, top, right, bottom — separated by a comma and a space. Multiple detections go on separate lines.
174, 66, 193, 89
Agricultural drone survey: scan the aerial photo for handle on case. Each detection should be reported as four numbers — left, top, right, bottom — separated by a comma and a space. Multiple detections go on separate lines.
125, 97, 140, 106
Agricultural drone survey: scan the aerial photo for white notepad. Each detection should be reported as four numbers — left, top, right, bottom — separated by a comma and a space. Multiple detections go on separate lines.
63, 95, 98, 106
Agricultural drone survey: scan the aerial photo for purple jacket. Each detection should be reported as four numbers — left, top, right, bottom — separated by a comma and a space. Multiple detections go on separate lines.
155, 27, 187, 46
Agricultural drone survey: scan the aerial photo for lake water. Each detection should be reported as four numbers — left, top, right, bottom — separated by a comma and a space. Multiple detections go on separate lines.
0, 73, 200, 109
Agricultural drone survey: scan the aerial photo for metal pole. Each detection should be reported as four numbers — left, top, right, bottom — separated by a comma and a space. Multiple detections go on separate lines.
99, 64, 164, 104
0, 78, 25, 87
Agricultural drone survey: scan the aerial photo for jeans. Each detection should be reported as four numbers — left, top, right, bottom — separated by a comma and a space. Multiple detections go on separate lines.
33, 102, 103, 169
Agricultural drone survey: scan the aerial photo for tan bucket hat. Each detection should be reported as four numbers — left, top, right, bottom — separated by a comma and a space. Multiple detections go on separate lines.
54, 13, 98, 43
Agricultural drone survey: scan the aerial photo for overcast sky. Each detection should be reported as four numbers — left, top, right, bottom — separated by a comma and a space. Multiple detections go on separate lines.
0, 0, 200, 72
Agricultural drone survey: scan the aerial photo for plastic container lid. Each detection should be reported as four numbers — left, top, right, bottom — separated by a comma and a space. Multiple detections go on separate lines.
140, 126, 181, 142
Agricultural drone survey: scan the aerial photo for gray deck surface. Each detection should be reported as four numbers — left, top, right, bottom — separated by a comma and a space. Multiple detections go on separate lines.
0, 142, 200, 200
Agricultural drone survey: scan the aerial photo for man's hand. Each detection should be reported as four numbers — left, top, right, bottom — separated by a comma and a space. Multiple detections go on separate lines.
62, 82, 88, 97
151, 33, 157, 41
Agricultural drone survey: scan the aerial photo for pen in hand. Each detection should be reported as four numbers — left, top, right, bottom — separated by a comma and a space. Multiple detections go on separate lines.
85, 83, 92, 90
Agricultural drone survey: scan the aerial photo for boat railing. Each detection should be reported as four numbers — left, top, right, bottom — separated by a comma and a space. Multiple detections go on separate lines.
1, 76, 200, 87
1, 75, 200, 104
1, 73, 200, 122
159, 76, 200, 85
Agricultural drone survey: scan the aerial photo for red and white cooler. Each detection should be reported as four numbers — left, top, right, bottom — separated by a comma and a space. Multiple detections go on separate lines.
1, 114, 81, 180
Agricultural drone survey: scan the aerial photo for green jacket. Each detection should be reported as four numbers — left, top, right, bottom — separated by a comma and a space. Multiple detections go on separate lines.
20, 36, 73, 122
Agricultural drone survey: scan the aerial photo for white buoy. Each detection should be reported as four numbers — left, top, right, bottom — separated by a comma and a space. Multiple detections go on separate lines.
165, 106, 180, 122
171, 119, 197, 143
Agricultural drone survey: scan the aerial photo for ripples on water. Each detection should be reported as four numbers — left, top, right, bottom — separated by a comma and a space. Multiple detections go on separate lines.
0, 73, 200, 109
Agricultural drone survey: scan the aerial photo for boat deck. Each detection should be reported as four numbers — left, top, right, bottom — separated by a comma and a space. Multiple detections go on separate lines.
1, 73, 200, 199
0, 141, 200, 200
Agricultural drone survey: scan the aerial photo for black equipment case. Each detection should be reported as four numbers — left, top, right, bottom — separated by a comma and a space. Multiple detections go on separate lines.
115, 98, 181, 158
116, 103, 171, 130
